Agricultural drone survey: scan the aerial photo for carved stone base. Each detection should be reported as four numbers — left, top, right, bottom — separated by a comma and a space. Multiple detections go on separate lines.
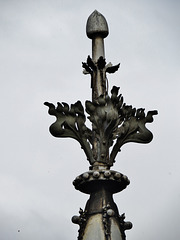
73, 170, 130, 194
72, 170, 132, 240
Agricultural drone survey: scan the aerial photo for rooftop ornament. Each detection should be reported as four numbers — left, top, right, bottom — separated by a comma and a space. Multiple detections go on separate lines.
45, 10, 158, 240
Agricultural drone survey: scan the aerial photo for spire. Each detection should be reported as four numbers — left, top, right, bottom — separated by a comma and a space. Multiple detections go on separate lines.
44, 10, 158, 240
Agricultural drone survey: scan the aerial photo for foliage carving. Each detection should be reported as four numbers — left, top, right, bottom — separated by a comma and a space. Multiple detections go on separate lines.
45, 85, 157, 166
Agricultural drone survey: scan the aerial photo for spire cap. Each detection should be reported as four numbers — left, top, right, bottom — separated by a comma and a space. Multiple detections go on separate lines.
86, 10, 109, 39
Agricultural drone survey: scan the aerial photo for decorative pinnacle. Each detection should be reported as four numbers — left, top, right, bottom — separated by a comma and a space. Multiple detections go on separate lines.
86, 10, 109, 39
45, 11, 158, 169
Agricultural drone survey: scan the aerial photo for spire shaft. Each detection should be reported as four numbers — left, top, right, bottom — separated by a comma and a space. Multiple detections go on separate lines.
92, 37, 105, 61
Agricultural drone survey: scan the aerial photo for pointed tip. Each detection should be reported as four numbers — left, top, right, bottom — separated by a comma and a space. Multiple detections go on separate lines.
86, 10, 109, 39
92, 9, 100, 15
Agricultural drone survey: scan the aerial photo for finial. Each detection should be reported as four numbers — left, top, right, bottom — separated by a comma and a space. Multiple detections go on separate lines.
86, 10, 109, 39
45, 11, 157, 168
86, 10, 109, 62
44, 11, 158, 240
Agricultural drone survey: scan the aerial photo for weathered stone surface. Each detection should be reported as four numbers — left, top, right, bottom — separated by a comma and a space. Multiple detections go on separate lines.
86, 10, 109, 39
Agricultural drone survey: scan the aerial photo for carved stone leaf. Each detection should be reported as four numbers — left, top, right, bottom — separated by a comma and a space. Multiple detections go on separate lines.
44, 101, 94, 164
110, 109, 158, 164
87, 55, 96, 71
82, 62, 92, 75
45, 85, 158, 167
97, 56, 106, 69
106, 63, 120, 73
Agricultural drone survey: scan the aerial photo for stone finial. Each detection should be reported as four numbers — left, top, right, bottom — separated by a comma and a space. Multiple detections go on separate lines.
86, 10, 109, 39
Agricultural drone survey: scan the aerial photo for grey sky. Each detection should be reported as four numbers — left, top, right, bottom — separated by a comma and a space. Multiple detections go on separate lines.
0, 0, 180, 239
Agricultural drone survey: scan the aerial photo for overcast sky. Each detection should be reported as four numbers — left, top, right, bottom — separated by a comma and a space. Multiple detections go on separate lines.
0, 0, 180, 239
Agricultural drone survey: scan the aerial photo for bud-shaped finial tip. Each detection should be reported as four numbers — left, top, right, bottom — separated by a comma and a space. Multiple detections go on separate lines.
86, 10, 109, 39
